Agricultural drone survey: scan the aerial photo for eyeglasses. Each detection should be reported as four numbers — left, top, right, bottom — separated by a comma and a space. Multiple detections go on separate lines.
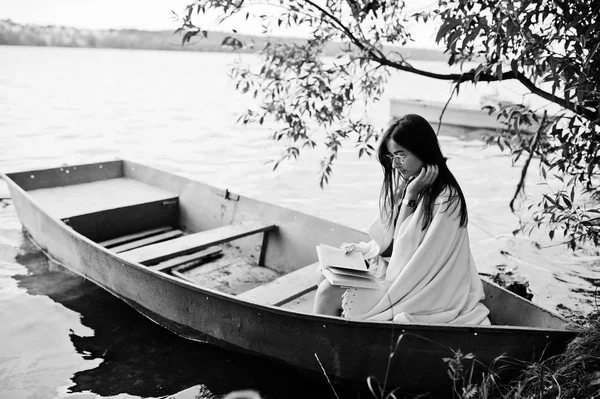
384, 153, 407, 165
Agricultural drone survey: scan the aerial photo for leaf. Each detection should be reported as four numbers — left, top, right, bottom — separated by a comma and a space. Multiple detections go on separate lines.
542, 194, 557, 206
436, 20, 457, 43
570, 186, 575, 203
182, 30, 199, 44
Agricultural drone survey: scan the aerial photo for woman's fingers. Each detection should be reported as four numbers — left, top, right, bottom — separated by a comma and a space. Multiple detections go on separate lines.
426, 164, 438, 184
407, 165, 438, 194
422, 165, 437, 183
343, 242, 370, 256
341, 242, 356, 254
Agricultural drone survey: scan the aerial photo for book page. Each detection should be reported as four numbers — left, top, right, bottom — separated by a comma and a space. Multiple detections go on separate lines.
328, 266, 377, 280
322, 269, 381, 289
316, 244, 367, 271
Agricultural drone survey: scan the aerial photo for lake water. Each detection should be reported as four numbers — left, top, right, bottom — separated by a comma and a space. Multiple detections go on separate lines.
0, 45, 598, 399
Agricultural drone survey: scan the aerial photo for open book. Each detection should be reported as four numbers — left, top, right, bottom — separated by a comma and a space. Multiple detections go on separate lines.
316, 244, 381, 289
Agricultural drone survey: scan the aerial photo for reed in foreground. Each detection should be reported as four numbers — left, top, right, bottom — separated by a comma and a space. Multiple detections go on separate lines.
445, 312, 600, 399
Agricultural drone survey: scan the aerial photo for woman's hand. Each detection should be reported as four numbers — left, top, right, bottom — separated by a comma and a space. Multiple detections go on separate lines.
406, 164, 438, 197
341, 242, 370, 255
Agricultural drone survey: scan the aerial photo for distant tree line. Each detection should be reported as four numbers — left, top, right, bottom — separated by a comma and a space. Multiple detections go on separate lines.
0, 19, 446, 60
0, 19, 243, 52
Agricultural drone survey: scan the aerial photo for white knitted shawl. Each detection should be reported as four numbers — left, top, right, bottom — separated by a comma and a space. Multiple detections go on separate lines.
342, 190, 491, 325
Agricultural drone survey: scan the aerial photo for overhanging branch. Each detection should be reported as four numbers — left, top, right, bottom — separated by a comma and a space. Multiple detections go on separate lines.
510, 61, 596, 121
299, 0, 595, 121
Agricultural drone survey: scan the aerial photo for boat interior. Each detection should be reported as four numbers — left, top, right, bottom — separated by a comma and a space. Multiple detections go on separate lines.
8, 161, 320, 313
6, 160, 571, 328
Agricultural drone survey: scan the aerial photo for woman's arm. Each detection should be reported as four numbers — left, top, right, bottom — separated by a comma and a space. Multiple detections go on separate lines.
341, 165, 438, 258
396, 165, 439, 226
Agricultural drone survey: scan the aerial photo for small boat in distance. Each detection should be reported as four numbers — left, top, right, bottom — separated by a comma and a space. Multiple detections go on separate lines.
391, 98, 505, 129
2, 160, 578, 395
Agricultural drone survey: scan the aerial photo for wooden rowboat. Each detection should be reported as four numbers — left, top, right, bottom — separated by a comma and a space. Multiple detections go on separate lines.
2, 160, 578, 395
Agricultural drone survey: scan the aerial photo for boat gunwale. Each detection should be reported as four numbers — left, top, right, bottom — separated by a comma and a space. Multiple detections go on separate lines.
1, 161, 581, 336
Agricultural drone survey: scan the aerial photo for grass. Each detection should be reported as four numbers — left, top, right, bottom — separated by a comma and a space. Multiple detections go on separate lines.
496, 312, 600, 399
440, 311, 600, 399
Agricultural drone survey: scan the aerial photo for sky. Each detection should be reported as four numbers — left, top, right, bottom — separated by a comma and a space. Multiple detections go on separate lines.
0, 0, 440, 48
0, 0, 190, 31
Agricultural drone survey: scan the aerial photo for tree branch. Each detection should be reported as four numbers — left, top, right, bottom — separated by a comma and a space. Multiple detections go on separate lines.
302, 0, 386, 58
510, 61, 596, 121
510, 112, 547, 212
370, 53, 595, 123
437, 81, 461, 135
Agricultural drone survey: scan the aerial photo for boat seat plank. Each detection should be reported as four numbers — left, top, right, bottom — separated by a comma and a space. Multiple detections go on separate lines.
280, 290, 317, 313
148, 246, 222, 272
27, 177, 178, 219
237, 263, 319, 306
112, 230, 184, 253
99, 226, 173, 248
120, 221, 278, 265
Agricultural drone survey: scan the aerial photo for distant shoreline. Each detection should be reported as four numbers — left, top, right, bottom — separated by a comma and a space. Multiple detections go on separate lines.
0, 19, 447, 61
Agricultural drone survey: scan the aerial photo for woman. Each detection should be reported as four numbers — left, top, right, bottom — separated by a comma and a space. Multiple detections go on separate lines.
313, 114, 491, 325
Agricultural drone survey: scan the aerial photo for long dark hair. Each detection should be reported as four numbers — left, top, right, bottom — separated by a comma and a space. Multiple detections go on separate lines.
376, 114, 468, 230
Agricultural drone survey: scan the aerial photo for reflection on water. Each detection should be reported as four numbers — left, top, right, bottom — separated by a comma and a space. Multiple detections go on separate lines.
1, 203, 335, 399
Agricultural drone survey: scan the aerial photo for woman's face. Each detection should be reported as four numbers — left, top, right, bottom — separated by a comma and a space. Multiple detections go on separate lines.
386, 139, 424, 179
